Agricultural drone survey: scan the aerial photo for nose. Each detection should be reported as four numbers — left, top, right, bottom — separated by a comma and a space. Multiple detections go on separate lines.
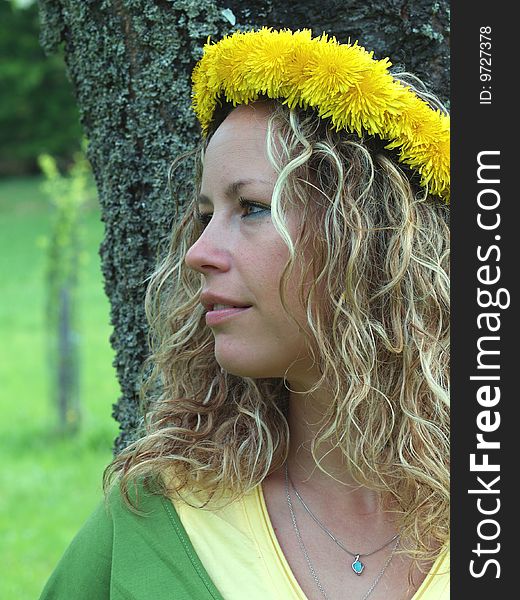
184, 218, 231, 274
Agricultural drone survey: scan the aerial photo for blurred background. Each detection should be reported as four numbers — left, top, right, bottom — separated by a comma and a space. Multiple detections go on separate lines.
1, 0, 120, 597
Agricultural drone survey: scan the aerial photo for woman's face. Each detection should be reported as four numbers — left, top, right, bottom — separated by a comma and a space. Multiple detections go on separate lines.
185, 103, 318, 385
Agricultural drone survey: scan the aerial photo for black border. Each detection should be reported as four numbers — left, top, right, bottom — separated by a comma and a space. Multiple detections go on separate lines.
452, 1, 514, 595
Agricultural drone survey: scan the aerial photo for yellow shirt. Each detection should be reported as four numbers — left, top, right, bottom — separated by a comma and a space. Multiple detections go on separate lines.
172, 484, 450, 599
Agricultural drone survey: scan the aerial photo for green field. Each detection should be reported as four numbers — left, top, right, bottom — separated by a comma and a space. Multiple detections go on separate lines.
0, 176, 121, 598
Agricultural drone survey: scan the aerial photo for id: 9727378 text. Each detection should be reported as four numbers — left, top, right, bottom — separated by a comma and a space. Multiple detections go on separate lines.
480, 26, 492, 105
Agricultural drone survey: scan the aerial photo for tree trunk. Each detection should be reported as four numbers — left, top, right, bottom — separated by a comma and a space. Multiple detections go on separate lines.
37, 0, 449, 455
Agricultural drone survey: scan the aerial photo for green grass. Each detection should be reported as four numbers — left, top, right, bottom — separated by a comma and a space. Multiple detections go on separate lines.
0, 175, 120, 599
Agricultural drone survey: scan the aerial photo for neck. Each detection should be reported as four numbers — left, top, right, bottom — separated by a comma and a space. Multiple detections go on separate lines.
282, 378, 384, 518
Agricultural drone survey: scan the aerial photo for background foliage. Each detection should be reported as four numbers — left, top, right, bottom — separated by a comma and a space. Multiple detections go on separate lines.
0, 175, 119, 599
0, 0, 82, 174
1, 2, 114, 597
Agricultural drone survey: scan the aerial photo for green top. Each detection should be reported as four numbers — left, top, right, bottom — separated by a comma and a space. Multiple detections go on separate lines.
39, 481, 225, 600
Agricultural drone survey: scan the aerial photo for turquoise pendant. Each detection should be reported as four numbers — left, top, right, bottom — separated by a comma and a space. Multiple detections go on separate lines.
351, 554, 364, 575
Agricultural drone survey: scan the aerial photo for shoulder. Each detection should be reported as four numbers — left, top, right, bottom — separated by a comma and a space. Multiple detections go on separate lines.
40, 478, 224, 600
38, 479, 160, 599
38, 489, 116, 599
415, 544, 450, 600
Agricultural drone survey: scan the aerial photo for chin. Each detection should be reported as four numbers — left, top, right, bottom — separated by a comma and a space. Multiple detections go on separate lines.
214, 351, 282, 380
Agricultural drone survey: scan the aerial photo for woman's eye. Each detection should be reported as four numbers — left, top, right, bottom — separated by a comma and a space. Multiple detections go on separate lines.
238, 198, 271, 219
195, 199, 270, 229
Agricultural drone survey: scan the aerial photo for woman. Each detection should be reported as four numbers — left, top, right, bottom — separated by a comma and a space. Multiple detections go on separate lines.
40, 29, 449, 599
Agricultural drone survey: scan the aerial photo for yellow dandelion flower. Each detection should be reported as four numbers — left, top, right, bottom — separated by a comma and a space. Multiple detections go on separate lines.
283, 37, 319, 107
298, 42, 372, 108
323, 68, 403, 136
242, 29, 298, 97
211, 34, 252, 92
386, 94, 445, 147
399, 134, 450, 200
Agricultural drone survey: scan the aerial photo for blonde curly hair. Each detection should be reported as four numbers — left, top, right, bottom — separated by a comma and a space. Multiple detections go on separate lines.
103, 78, 450, 568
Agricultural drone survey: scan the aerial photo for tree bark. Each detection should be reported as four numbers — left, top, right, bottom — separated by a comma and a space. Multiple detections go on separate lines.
37, 0, 449, 455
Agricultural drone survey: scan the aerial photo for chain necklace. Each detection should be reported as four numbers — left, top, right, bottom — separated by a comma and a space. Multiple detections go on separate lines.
284, 464, 400, 600
285, 464, 400, 575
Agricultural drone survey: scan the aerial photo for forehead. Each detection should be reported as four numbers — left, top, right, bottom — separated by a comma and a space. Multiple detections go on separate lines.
210, 102, 273, 142
200, 104, 276, 194
197, 178, 274, 209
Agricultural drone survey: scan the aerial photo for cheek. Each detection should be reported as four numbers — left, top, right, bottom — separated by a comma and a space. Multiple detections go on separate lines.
247, 221, 309, 321
250, 238, 289, 292
263, 258, 310, 330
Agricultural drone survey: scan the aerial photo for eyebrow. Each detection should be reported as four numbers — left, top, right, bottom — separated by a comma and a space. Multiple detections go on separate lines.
197, 178, 272, 207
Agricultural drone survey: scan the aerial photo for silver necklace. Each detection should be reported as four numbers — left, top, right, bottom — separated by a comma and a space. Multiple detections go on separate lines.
284, 464, 400, 600
285, 464, 400, 575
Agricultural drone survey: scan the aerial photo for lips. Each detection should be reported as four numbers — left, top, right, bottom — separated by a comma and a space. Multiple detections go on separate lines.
213, 303, 249, 310
205, 305, 252, 326
200, 291, 252, 312
207, 306, 250, 314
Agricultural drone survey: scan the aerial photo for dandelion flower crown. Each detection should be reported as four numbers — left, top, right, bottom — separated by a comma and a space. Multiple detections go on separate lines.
191, 28, 450, 202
